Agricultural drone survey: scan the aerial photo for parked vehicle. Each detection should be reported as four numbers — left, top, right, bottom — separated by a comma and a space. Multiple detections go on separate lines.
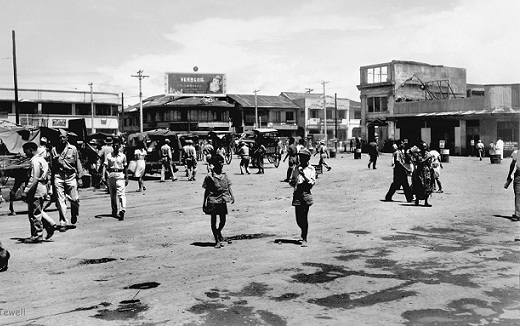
238, 128, 282, 168
208, 131, 235, 164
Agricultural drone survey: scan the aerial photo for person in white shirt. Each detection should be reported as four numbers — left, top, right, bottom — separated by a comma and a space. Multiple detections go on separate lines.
102, 139, 128, 220
496, 137, 504, 160
429, 149, 443, 193
290, 148, 316, 247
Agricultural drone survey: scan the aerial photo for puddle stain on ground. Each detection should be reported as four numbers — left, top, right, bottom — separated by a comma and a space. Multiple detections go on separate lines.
292, 262, 479, 288
381, 235, 420, 241
125, 282, 160, 289
79, 258, 117, 265
346, 230, 371, 235
272, 293, 300, 301
92, 301, 149, 321
308, 281, 417, 309
205, 291, 220, 299
402, 296, 520, 326
226, 233, 276, 241
229, 282, 270, 297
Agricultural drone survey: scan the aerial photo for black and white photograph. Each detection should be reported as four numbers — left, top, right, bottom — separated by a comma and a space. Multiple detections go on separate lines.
0, 0, 519, 325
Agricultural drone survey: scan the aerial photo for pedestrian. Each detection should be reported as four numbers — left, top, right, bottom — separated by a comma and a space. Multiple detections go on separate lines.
476, 139, 485, 161
182, 139, 198, 181
238, 141, 251, 175
202, 140, 215, 173
134, 141, 147, 192
368, 138, 379, 169
160, 138, 178, 182
51, 130, 83, 232
314, 141, 332, 171
21, 142, 56, 242
411, 142, 434, 207
98, 137, 114, 193
282, 137, 298, 182
429, 148, 443, 193
254, 140, 266, 174
8, 167, 29, 216
290, 148, 316, 247
0, 240, 9, 272
505, 149, 519, 221
350, 138, 355, 152
102, 139, 128, 220
385, 142, 413, 202
496, 137, 504, 160
202, 154, 235, 248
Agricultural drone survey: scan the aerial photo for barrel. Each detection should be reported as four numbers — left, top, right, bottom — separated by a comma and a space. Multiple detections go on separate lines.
354, 148, 362, 159
441, 149, 450, 163
490, 154, 502, 164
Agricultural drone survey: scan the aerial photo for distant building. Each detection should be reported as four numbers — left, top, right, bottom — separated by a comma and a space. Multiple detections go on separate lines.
357, 60, 519, 155
280, 92, 361, 141
0, 88, 120, 133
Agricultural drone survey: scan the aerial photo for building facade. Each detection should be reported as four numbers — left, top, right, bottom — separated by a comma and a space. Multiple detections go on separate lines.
357, 60, 519, 155
0, 88, 120, 133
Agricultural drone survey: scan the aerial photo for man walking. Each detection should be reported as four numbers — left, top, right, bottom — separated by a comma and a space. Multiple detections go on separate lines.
368, 138, 379, 169
314, 141, 332, 171
51, 130, 83, 232
183, 139, 198, 181
385, 142, 413, 202
238, 141, 251, 175
160, 138, 177, 182
102, 139, 128, 220
282, 137, 297, 182
21, 142, 55, 242
476, 140, 485, 161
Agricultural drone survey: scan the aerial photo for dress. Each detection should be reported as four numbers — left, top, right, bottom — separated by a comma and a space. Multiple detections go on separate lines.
291, 164, 316, 206
202, 172, 232, 215
411, 151, 434, 200
134, 148, 146, 178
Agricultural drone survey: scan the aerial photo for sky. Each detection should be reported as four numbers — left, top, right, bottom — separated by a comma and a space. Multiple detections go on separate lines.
0, 0, 519, 105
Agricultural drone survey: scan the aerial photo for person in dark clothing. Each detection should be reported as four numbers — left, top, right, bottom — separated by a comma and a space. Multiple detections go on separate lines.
385, 142, 413, 202
368, 138, 379, 169
0, 241, 9, 272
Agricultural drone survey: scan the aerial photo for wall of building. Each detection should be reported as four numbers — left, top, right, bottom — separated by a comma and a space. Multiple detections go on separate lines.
484, 84, 520, 109
394, 96, 484, 115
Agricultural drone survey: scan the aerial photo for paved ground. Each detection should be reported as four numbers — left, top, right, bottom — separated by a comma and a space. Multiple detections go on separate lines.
0, 152, 519, 326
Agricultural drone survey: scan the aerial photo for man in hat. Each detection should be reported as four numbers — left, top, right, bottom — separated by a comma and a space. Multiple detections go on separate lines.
314, 140, 332, 171
51, 129, 83, 232
102, 138, 128, 220
21, 142, 56, 242
160, 138, 178, 182
183, 139, 198, 181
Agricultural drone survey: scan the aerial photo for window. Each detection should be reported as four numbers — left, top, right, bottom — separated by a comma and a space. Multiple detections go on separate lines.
337, 110, 347, 119
354, 110, 361, 119
42, 103, 69, 115
365, 65, 388, 84
367, 97, 388, 113
76, 104, 91, 115
286, 111, 294, 122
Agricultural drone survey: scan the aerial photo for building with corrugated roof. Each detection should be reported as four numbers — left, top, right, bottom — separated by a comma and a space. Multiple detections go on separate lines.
357, 60, 519, 156
0, 88, 120, 133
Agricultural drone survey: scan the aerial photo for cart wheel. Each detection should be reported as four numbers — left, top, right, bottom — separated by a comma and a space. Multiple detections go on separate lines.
225, 152, 232, 165
272, 154, 281, 168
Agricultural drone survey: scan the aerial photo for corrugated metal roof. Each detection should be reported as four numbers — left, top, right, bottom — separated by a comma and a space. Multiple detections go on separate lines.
279, 92, 323, 101
124, 95, 232, 112
414, 107, 519, 117
228, 94, 299, 108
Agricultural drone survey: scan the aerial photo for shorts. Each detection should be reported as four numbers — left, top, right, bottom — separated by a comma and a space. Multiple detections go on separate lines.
204, 203, 228, 215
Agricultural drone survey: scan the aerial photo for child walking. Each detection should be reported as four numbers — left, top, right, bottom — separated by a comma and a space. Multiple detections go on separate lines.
202, 154, 235, 248
290, 148, 316, 247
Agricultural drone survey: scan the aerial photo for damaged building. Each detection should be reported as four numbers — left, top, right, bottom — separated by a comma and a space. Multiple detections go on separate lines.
357, 60, 519, 156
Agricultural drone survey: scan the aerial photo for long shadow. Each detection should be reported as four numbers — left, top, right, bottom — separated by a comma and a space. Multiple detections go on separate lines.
493, 214, 517, 221
94, 214, 119, 220
191, 242, 217, 247
10, 237, 54, 243
274, 238, 302, 245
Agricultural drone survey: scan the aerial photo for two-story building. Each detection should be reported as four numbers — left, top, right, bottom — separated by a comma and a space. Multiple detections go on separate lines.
280, 92, 361, 142
0, 88, 120, 133
357, 60, 519, 155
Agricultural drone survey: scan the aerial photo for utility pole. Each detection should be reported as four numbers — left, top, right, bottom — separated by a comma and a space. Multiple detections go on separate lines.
254, 89, 260, 128
12, 30, 19, 125
321, 81, 329, 147
120, 92, 124, 133
89, 82, 94, 134
334, 93, 338, 141
131, 70, 149, 133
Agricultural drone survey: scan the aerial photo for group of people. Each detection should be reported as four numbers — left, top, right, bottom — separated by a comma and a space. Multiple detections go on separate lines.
384, 140, 443, 207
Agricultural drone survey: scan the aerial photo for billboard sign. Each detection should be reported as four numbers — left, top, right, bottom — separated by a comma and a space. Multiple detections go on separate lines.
165, 72, 226, 96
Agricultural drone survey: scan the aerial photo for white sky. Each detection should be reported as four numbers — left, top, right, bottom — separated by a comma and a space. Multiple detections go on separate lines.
0, 0, 519, 105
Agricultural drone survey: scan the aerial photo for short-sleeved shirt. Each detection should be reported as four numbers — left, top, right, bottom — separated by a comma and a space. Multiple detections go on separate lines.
134, 148, 147, 160
202, 172, 232, 204
183, 145, 197, 160
239, 145, 250, 158
25, 155, 49, 198
287, 144, 298, 165
105, 152, 127, 171
161, 144, 172, 160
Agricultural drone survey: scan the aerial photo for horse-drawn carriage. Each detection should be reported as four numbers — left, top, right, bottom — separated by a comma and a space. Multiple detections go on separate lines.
237, 128, 282, 168
208, 131, 235, 165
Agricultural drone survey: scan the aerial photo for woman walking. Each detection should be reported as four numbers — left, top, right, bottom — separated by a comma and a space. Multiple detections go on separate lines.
203, 154, 235, 248
134, 141, 147, 192
290, 149, 316, 247
411, 142, 434, 207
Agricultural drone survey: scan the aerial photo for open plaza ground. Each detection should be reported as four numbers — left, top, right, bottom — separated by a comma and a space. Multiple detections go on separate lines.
0, 152, 519, 326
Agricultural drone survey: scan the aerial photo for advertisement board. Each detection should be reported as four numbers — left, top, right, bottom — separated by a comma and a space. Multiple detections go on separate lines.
165, 73, 226, 96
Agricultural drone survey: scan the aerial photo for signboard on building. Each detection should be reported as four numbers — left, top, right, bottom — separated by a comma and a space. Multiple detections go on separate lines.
308, 96, 350, 109
165, 73, 226, 96
52, 119, 67, 127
